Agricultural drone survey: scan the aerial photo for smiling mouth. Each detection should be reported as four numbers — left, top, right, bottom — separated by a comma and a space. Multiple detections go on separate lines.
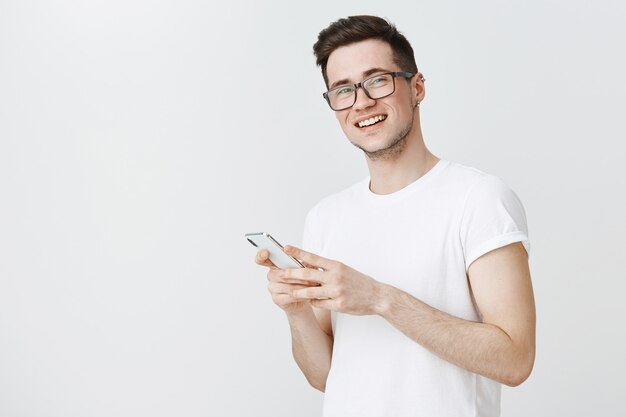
356, 114, 387, 128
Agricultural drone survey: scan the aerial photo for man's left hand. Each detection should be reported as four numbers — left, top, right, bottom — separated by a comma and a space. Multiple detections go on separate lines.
282, 245, 384, 316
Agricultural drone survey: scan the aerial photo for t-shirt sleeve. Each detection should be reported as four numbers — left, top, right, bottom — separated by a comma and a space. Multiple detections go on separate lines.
459, 175, 530, 272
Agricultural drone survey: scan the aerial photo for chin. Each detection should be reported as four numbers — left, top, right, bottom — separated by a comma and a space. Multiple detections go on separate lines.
360, 131, 409, 160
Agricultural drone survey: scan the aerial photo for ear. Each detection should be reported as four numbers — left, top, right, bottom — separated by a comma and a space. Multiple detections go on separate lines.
412, 72, 426, 106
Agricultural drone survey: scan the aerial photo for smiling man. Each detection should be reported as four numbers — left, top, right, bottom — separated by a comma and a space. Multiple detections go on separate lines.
255, 15, 535, 417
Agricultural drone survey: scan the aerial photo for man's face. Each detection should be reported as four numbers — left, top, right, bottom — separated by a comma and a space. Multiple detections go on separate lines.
325, 39, 423, 159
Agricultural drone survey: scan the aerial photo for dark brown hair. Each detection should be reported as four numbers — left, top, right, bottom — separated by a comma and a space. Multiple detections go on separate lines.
313, 15, 418, 88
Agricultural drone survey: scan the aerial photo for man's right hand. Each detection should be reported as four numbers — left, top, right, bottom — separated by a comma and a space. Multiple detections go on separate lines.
255, 249, 318, 314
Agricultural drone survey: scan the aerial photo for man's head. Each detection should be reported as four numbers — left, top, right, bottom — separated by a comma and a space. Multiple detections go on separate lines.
313, 16, 425, 161
313, 16, 418, 89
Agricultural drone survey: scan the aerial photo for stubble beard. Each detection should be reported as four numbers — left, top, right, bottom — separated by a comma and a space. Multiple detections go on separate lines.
351, 112, 414, 162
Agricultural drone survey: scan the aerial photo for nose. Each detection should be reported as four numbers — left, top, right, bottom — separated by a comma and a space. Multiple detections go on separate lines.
352, 86, 376, 111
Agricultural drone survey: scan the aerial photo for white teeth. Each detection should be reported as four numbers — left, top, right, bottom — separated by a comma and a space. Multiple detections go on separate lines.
358, 115, 386, 128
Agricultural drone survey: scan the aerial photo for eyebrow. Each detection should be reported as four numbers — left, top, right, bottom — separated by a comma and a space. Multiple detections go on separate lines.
329, 67, 392, 89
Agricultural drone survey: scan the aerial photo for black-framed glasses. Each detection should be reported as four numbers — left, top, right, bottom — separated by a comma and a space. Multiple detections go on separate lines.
322, 71, 415, 111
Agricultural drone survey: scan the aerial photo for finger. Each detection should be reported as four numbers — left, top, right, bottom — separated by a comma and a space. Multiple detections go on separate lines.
282, 266, 329, 285
291, 285, 332, 300
284, 279, 321, 287
283, 245, 335, 271
309, 298, 335, 310
268, 282, 312, 295
267, 268, 284, 283
273, 293, 311, 307
302, 261, 324, 271
256, 249, 278, 269
267, 269, 319, 286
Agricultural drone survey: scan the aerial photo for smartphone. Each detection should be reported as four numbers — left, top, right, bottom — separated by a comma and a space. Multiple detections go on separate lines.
245, 232, 305, 269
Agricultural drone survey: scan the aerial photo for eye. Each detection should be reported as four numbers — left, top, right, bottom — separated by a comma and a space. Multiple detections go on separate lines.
367, 75, 390, 87
334, 86, 354, 96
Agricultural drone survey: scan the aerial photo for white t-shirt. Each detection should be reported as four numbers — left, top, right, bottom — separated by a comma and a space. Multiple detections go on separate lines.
301, 159, 529, 417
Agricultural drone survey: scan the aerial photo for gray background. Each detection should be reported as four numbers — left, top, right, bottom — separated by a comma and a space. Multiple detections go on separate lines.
1, 0, 624, 416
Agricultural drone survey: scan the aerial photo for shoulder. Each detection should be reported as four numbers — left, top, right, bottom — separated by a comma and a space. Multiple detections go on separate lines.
452, 162, 528, 236
441, 160, 518, 201
442, 160, 495, 189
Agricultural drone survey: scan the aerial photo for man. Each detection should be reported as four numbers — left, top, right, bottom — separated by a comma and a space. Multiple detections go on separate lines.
255, 15, 535, 417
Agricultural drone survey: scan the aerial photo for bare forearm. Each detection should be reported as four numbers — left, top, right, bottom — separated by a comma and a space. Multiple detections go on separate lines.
286, 307, 333, 391
376, 284, 533, 386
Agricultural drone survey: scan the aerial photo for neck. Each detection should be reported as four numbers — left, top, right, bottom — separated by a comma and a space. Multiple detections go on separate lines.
365, 123, 439, 195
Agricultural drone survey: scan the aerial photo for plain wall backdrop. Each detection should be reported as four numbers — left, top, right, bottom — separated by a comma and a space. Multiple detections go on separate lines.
1, 0, 625, 416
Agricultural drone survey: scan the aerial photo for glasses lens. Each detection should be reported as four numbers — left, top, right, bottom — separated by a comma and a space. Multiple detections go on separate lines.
328, 85, 356, 110
363, 74, 395, 99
